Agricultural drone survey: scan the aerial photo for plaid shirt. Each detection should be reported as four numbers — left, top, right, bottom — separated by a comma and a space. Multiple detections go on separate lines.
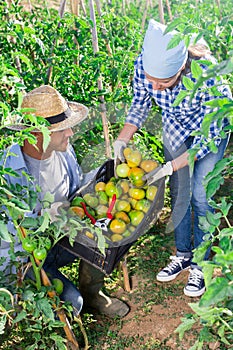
126, 53, 231, 159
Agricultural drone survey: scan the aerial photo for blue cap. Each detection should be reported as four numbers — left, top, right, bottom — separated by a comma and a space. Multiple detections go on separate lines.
142, 20, 188, 79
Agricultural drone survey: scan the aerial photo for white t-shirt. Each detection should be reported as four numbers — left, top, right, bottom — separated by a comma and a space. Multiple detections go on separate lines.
23, 151, 70, 206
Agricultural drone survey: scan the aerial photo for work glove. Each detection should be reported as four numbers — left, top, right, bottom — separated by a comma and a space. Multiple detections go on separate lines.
113, 140, 127, 176
42, 201, 70, 222
142, 161, 173, 185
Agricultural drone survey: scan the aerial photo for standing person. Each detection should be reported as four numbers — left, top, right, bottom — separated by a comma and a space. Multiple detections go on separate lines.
1, 85, 129, 318
113, 20, 231, 297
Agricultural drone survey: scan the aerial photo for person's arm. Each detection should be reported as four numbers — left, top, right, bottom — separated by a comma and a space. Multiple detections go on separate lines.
117, 123, 138, 143
114, 54, 152, 163
171, 151, 197, 172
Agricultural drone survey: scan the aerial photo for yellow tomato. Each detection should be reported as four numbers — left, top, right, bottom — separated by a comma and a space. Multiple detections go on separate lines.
146, 185, 158, 201
125, 149, 142, 167
115, 199, 131, 213
95, 181, 106, 192
140, 159, 158, 173
128, 167, 145, 187
111, 233, 123, 242
109, 219, 127, 234
115, 211, 130, 224
128, 187, 145, 200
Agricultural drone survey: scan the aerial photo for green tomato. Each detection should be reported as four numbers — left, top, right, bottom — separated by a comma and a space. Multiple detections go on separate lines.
52, 278, 64, 295
44, 237, 52, 251
33, 248, 47, 261
22, 238, 36, 252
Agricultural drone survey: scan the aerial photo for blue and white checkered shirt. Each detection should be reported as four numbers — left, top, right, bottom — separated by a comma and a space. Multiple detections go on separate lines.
126, 53, 231, 159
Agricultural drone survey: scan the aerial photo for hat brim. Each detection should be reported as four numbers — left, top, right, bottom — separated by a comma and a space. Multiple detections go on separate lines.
6, 101, 89, 132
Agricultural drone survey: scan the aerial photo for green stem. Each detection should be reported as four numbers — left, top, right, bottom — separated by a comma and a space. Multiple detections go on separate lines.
29, 255, 41, 291
219, 316, 233, 333
12, 219, 42, 291
224, 215, 232, 228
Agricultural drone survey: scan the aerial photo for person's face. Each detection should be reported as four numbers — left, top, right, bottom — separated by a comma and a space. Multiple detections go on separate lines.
46, 127, 74, 153
145, 68, 183, 91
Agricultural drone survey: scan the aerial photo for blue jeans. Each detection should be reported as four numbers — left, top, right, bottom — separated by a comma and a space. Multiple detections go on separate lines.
163, 133, 229, 263
43, 245, 83, 315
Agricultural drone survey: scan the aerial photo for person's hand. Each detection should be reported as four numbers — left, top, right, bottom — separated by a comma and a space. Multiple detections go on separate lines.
42, 201, 70, 222
113, 140, 127, 175
142, 161, 173, 185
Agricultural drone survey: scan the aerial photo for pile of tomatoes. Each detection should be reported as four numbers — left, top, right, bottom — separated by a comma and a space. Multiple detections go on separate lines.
70, 147, 159, 243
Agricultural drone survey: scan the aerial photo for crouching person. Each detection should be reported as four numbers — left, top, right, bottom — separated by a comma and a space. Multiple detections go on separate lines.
0, 85, 129, 318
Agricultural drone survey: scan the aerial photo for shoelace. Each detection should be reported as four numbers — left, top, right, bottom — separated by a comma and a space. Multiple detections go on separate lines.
165, 256, 186, 273
188, 269, 203, 286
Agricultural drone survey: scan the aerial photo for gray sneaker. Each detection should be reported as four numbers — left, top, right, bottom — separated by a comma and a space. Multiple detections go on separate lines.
156, 256, 191, 282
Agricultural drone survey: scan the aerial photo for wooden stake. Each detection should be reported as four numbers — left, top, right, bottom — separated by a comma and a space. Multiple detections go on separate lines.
46, 0, 67, 84
121, 257, 131, 292
158, 0, 165, 24
70, 0, 79, 16
95, 0, 112, 55
165, 0, 173, 21
142, 0, 149, 31
89, 0, 112, 158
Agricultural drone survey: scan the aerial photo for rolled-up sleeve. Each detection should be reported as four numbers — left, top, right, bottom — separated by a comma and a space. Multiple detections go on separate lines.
125, 58, 152, 128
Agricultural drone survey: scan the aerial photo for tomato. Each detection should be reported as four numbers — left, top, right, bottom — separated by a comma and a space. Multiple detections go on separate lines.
128, 167, 145, 187
69, 206, 85, 218
128, 187, 145, 200
109, 219, 127, 234
44, 237, 52, 251
52, 278, 64, 295
118, 179, 130, 194
71, 196, 84, 207
115, 199, 131, 213
111, 233, 123, 242
115, 211, 130, 224
95, 204, 108, 218
22, 238, 36, 252
140, 159, 158, 173
129, 210, 144, 226
146, 185, 158, 201
98, 191, 108, 205
116, 163, 130, 178
33, 247, 47, 260
105, 181, 122, 198
125, 149, 142, 167
95, 182, 106, 192
83, 193, 99, 208
135, 199, 151, 213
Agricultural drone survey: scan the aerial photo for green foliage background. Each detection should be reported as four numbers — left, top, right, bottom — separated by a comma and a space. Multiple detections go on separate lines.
0, 0, 232, 349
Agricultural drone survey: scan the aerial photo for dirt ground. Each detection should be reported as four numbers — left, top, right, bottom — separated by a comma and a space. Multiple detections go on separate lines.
85, 261, 201, 350
116, 271, 194, 349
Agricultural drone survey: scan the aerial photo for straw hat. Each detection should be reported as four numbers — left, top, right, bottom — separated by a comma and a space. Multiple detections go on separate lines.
7, 85, 89, 131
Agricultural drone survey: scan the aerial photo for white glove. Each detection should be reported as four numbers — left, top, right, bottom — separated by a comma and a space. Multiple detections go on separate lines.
42, 201, 70, 222
142, 161, 173, 185
113, 140, 127, 163
113, 140, 127, 176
